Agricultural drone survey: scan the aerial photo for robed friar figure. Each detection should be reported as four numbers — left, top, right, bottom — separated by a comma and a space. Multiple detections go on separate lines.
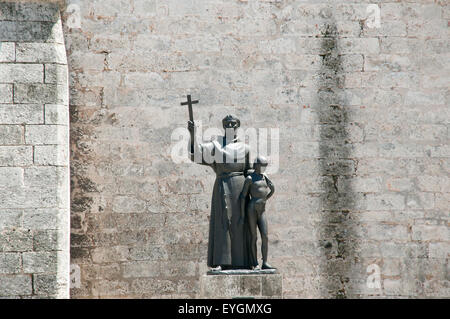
188, 114, 251, 270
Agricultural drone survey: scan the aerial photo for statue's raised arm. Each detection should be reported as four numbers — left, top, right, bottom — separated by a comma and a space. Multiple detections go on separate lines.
180, 95, 204, 163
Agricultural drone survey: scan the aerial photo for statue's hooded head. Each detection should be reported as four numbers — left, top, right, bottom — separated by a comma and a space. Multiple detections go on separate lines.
222, 114, 240, 130
254, 155, 269, 173
254, 155, 268, 166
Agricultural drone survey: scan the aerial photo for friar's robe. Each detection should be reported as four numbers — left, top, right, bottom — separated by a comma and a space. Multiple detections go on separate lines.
190, 136, 251, 268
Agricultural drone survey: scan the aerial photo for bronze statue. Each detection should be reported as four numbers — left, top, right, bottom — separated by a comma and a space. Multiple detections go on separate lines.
185, 96, 251, 270
240, 156, 276, 270
183, 95, 276, 272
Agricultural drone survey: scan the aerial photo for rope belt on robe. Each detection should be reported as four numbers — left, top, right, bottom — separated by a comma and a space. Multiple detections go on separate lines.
217, 171, 244, 232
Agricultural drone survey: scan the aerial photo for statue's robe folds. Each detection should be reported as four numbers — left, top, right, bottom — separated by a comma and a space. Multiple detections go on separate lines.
190, 136, 251, 268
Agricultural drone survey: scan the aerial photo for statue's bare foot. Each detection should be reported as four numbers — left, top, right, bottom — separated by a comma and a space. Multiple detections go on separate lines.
211, 265, 222, 272
252, 265, 261, 270
262, 262, 276, 270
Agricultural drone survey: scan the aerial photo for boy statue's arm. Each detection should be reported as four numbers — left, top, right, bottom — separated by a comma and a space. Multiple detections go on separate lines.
265, 175, 275, 200
239, 176, 252, 225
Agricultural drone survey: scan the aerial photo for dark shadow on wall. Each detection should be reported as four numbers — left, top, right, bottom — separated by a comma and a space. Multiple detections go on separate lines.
316, 18, 359, 298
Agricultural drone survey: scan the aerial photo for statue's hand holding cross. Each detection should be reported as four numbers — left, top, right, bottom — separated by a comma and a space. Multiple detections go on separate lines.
181, 94, 199, 123
181, 95, 199, 153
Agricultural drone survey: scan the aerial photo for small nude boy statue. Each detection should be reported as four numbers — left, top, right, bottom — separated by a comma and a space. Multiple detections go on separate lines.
239, 156, 276, 270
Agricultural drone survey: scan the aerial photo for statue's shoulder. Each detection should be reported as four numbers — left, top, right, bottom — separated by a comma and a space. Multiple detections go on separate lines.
200, 135, 221, 154
245, 174, 253, 182
201, 135, 219, 146
210, 135, 226, 147
263, 173, 273, 184
203, 135, 222, 143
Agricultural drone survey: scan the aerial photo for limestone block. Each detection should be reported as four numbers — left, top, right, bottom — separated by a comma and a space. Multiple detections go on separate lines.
198, 273, 283, 299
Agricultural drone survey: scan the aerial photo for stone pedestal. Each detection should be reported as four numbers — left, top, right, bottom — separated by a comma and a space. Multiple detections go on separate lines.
197, 271, 283, 299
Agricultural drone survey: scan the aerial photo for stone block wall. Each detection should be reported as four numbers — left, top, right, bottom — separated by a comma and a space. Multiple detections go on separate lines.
65, 0, 448, 299
198, 274, 283, 298
0, 1, 70, 298
1, 0, 446, 300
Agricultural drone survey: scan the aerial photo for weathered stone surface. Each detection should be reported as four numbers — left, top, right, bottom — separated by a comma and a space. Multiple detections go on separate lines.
0, 275, 32, 297
0, 104, 44, 124
0, 167, 23, 187
23, 166, 66, 187
0, 125, 23, 145
0, 2, 69, 299
262, 275, 283, 297
198, 274, 283, 298
0, 210, 22, 229
0, 42, 15, 62
0, 229, 33, 252
33, 273, 68, 296
0, 253, 22, 274
25, 125, 68, 145
44, 104, 69, 125
22, 251, 58, 273
45, 64, 68, 84
22, 209, 61, 230
0, 2, 59, 22
33, 229, 65, 251
0, 21, 56, 42
14, 84, 68, 104
0, 64, 43, 83
0, 84, 13, 103
34, 145, 68, 166
0, 146, 33, 166
1, 0, 446, 300
16, 43, 67, 63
